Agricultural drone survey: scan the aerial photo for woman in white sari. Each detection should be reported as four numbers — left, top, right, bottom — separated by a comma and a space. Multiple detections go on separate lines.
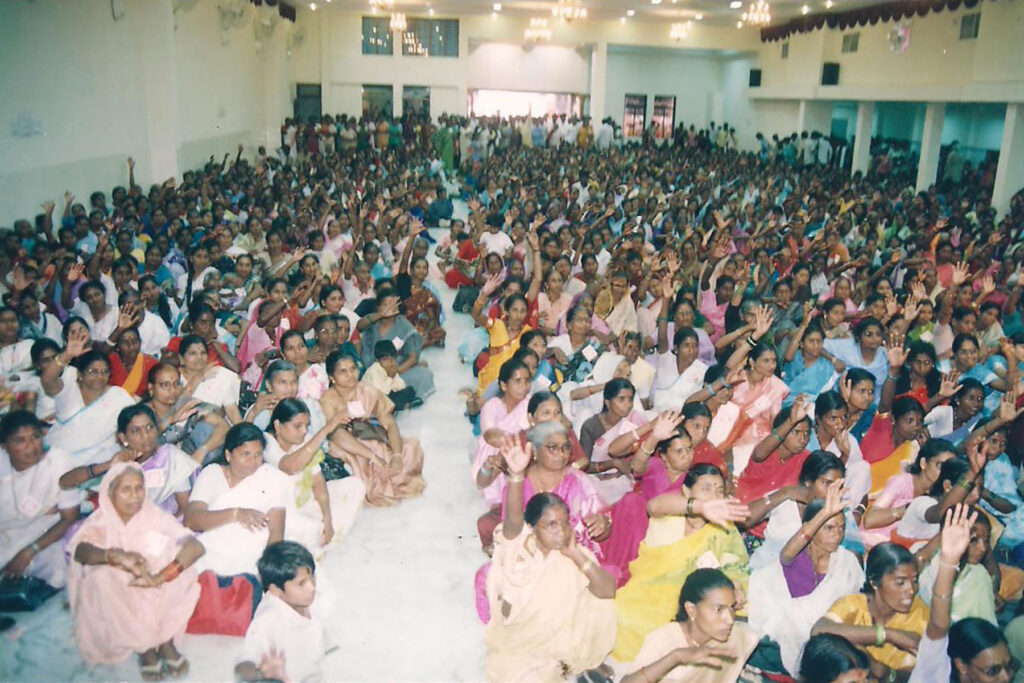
596, 272, 638, 337
60, 404, 197, 517
749, 479, 864, 676
578, 374, 648, 505
184, 423, 288, 577
262, 398, 364, 554
41, 327, 136, 468
560, 352, 642, 435
177, 335, 243, 425
0, 411, 82, 588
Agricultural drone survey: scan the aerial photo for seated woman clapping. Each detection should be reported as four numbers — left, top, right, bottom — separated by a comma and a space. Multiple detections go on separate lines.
622, 568, 760, 683
69, 462, 205, 680
484, 434, 617, 683
749, 478, 865, 675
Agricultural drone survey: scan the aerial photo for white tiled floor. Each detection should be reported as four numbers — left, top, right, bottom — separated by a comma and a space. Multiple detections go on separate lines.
2, 210, 488, 682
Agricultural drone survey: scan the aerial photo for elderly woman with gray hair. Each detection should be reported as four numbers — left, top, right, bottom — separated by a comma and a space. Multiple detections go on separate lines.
474, 419, 612, 621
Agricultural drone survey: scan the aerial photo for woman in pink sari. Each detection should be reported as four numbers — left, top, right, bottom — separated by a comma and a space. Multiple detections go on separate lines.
69, 462, 205, 679
600, 410, 690, 586
725, 331, 791, 476
475, 420, 610, 622
473, 359, 533, 550
238, 299, 289, 387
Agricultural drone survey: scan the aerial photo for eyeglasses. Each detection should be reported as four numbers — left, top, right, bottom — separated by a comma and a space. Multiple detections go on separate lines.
542, 442, 572, 454
973, 657, 1019, 678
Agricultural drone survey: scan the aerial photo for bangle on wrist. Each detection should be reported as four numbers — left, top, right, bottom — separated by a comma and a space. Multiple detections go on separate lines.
939, 560, 960, 571
932, 590, 952, 601
799, 527, 813, 544
874, 623, 886, 647
508, 472, 524, 484
772, 428, 783, 441
685, 497, 695, 516
28, 541, 41, 555
763, 492, 772, 508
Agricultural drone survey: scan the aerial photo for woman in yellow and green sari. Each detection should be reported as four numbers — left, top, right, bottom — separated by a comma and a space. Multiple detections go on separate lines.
473, 280, 532, 394
612, 463, 751, 662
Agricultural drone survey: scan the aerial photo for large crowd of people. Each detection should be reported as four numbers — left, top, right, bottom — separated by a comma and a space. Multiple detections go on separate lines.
1, 107, 1023, 683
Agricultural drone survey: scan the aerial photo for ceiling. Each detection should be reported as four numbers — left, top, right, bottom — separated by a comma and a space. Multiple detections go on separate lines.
314, 0, 889, 24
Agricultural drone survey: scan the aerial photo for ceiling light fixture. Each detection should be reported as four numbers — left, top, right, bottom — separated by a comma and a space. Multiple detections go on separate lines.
729, 0, 742, 8
626, 8, 635, 16
368, 0, 394, 11
736, 20, 743, 27
309, 2, 317, 9
524, 17, 552, 41
741, 0, 771, 25
552, 0, 588, 22
493, 3, 502, 10
694, 12, 702, 19
801, 4, 809, 13
651, 0, 662, 5
825, 0, 834, 7
389, 11, 406, 31
620, 16, 626, 23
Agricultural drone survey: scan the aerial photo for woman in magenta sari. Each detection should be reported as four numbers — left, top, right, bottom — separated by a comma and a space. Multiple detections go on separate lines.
237, 299, 288, 387
600, 410, 689, 586
474, 420, 610, 622
724, 320, 791, 476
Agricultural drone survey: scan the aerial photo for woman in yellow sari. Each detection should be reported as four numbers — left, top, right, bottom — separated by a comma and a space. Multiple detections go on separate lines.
613, 463, 751, 663
473, 275, 532, 393
485, 434, 617, 683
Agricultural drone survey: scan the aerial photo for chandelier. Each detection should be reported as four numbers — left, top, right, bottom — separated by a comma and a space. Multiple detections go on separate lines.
669, 20, 691, 40
552, 0, 587, 22
369, 0, 394, 11
524, 17, 552, 41
389, 11, 406, 31
741, 0, 771, 25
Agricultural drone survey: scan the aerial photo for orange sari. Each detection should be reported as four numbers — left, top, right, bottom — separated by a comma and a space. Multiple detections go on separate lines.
108, 352, 158, 398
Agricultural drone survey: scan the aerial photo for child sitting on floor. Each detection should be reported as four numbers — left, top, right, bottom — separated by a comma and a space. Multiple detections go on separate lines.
362, 340, 421, 410
236, 541, 325, 683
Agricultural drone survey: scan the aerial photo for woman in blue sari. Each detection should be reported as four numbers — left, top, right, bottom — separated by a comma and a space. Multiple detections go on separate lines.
947, 333, 1014, 416
823, 318, 889, 402
783, 320, 835, 407
924, 378, 985, 447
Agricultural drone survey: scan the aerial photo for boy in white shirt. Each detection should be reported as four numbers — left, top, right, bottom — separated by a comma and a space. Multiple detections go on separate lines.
236, 541, 325, 683
362, 340, 422, 411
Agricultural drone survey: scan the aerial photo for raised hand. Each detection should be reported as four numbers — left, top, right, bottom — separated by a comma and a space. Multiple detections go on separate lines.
649, 410, 684, 442
790, 394, 810, 423
498, 433, 532, 475
258, 648, 288, 681
937, 370, 963, 399
838, 376, 853, 404
822, 477, 847, 517
65, 262, 86, 284
480, 272, 505, 297
752, 305, 775, 338
65, 326, 92, 358
886, 331, 909, 370
117, 302, 142, 330
939, 503, 976, 566
981, 275, 996, 296
967, 438, 988, 475
952, 262, 969, 287
694, 497, 750, 527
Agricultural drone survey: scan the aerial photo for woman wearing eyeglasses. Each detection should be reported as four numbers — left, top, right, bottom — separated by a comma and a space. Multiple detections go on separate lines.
41, 324, 136, 470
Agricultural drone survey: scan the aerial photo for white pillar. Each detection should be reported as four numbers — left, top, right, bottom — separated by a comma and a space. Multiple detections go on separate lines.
797, 99, 832, 134
318, 9, 332, 113
260, 11, 290, 149
993, 103, 1024, 218
588, 41, 607, 123
916, 102, 946, 191
132, 0, 179, 183
851, 101, 874, 176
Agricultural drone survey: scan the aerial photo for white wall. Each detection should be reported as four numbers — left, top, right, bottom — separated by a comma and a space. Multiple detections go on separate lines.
0, 0, 288, 222
467, 43, 590, 94
604, 48, 725, 133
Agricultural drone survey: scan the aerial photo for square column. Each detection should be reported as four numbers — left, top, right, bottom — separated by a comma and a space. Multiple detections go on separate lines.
915, 102, 946, 191
797, 100, 832, 134
132, 0, 179, 183
588, 42, 607, 124
993, 103, 1024, 218
851, 101, 874, 176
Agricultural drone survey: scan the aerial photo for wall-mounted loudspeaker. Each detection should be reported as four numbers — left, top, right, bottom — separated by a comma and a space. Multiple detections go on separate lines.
821, 62, 840, 85
749, 69, 762, 87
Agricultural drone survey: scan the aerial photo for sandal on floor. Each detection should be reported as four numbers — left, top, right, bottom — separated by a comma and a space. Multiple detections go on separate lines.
162, 653, 189, 678
139, 660, 164, 681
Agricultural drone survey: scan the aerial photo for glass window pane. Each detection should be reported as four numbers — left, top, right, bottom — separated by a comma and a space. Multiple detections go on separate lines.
623, 94, 646, 138
361, 17, 393, 55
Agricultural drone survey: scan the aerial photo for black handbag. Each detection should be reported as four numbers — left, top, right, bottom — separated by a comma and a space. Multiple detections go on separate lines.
319, 453, 351, 481
0, 576, 59, 612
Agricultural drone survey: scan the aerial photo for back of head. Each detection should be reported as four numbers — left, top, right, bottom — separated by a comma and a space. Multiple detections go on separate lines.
799, 633, 869, 682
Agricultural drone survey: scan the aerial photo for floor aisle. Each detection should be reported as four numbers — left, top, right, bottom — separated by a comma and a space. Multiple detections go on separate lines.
1, 207, 487, 682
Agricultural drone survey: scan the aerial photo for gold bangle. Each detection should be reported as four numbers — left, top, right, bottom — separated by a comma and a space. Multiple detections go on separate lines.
508, 473, 524, 484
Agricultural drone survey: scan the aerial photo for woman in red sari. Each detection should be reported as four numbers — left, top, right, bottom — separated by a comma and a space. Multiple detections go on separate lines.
891, 340, 942, 409
108, 326, 158, 399
734, 397, 813, 517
